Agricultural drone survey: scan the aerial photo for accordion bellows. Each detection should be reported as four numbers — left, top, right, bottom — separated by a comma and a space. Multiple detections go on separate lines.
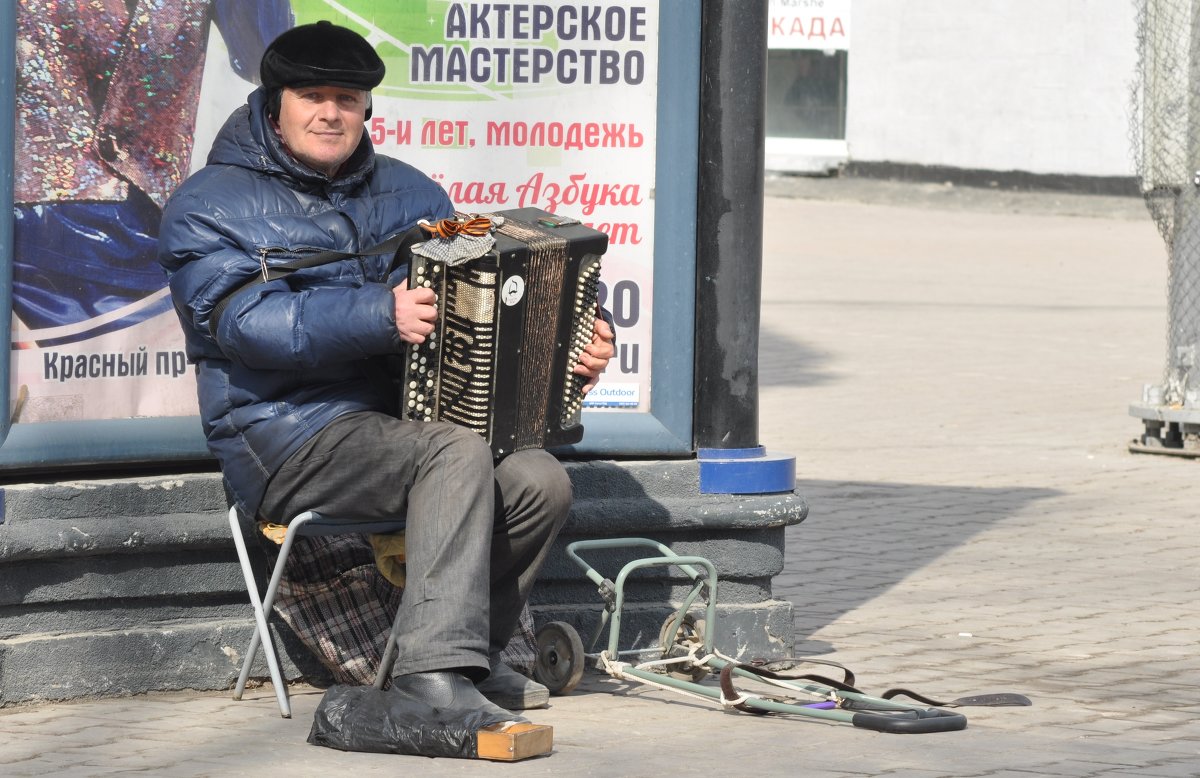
403, 208, 608, 456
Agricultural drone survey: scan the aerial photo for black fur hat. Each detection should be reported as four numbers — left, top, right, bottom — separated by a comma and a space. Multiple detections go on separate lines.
260, 20, 385, 92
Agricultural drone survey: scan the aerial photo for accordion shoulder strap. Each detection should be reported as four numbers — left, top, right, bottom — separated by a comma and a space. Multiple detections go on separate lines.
207, 227, 422, 340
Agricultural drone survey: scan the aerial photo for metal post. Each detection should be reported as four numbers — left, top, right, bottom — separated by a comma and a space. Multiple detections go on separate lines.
692, 1, 793, 493
693, 0, 767, 451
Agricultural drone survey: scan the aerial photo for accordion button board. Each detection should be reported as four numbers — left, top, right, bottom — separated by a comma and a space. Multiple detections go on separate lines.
403, 208, 608, 457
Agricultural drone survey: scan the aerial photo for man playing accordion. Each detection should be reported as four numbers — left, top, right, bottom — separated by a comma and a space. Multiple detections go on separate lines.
158, 21, 615, 726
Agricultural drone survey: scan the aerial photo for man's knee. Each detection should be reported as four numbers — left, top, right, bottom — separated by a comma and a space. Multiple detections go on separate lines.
535, 458, 572, 525
500, 449, 573, 524
426, 422, 494, 472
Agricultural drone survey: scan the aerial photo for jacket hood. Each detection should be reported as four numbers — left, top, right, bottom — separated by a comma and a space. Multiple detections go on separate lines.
206, 87, 375, 189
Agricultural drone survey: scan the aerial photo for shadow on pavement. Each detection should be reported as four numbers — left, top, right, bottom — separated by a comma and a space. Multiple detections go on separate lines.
758, 324, 840, 389
781, 478, 1060, 644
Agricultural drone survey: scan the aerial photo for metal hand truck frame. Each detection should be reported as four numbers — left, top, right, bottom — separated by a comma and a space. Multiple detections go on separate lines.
533, 537, 968, 734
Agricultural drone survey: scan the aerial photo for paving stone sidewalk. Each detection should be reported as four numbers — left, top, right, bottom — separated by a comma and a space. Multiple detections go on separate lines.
2, 180, 1197, 777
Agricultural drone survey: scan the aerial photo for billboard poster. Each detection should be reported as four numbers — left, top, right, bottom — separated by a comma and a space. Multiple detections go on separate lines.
10, 0, 659, 428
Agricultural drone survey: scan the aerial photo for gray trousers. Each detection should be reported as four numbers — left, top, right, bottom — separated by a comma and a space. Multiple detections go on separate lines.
259, 411, 572, 679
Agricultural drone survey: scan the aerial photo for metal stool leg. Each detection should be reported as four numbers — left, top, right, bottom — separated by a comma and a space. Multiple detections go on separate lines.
228, 506, 290, 716
374, 615, 402, 689
229, 507, 319, 718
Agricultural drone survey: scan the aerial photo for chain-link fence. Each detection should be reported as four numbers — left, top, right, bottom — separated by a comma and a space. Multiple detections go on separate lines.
1130, 0, 1200, 450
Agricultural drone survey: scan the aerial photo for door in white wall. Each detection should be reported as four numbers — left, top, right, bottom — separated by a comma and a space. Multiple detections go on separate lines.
765, 0, 851, 173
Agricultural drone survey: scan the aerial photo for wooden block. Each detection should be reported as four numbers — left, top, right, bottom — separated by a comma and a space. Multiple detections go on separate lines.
476, 723, 553, 761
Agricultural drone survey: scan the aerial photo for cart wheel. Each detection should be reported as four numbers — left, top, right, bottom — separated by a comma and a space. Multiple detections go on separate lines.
659, 612, 710, 682
534, 621, 585, 695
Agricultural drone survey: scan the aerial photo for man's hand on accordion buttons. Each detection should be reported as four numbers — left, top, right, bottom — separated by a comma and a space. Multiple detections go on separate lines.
574, 316, 615, 394
392, 279, 438, 344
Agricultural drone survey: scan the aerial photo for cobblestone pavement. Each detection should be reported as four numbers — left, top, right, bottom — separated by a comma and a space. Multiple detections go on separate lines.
3, 181, 1197, 776
761, 181, 1200, 776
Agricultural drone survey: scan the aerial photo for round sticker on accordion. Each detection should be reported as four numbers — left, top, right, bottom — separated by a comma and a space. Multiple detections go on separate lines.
501, 275, 526, 306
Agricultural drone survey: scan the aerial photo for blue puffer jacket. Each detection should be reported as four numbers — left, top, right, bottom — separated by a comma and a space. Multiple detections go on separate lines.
158, 88, 454, 516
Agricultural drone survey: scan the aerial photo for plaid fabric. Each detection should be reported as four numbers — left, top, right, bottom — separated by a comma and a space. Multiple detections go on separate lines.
270, 532, 537, 685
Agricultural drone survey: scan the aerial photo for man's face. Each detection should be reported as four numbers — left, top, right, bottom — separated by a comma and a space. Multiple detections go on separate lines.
276, 85, 368, 176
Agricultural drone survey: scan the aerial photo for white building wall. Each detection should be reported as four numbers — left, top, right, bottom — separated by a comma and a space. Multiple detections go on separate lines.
845, 1, 1138, 177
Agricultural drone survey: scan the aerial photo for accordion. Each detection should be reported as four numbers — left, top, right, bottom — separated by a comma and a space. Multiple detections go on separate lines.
401, 208, 608, 457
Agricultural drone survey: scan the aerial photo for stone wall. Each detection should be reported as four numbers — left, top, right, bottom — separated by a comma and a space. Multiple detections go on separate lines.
0, 461, 806, 706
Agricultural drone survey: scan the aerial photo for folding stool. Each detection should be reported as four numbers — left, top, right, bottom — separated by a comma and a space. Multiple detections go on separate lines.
226, 506, 409, 717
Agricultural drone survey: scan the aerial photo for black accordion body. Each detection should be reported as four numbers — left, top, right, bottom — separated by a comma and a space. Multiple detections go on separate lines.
401, 208, 608, 457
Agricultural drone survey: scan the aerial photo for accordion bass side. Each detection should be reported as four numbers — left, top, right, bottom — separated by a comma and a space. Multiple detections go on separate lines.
401, 208, 608, 456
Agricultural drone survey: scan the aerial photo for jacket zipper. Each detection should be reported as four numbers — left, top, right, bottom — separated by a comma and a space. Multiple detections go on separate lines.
257, 247, 271, 282
256, 245, 331, 281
